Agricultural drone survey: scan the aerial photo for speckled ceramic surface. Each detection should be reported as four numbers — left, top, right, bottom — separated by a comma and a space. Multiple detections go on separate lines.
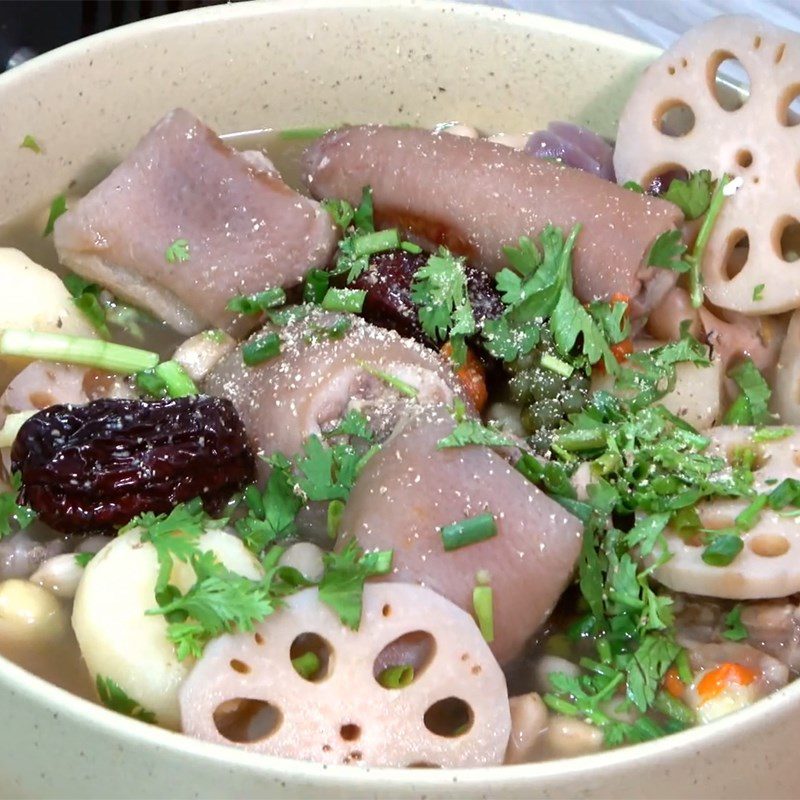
0, 1, 798, 798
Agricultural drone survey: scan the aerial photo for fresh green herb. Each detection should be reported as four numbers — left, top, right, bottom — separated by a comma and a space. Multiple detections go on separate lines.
279, 126, 329, 140
647, 230, 689, 273
0, 473, 36, 539
472, 584, 494, 642
303, 269, 330, 304
226, 287, 286, 315
63, 274, 110, 338
74, 552, 95, 568
437, 418, 514, 450
203, 329, 228, 344
653, 690, 695, 725
662, 170, 712, 220
623, 180, 645, 193
96, 676, 156, 724
440, 512, 497, 552
723, 604, 748, 641
734, 494, 768, 532
291, 651, 322, 679
154, 360, 198, 397
357, 361, 418, 398
322, 198, 355, 230
42, 194, 67, 237
304, 316, 352, 343
701, 533, 743, 566
377, 664, 415, 689
753, 284, 765, 302
540, 353, 574, 378
400, 241, 422, 254
327, 499, 345, 539
753, 426, 793, 443
352, 229, 401, 258
242, 333, 281, 366
20, 135, 42, 154
0, 329, 158, 375
723, 358, 772, 425
321, 288, 366, 313
165, 238, 190, 264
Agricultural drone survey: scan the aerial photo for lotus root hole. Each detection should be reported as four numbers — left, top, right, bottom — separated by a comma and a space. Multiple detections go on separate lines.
708, 51, 750, 112
254, 632, 264, 645
777, 216, 800, 262
655, 101, 695, 137
213, 699, 283, 743
726, 442, 766, 470
339, 723, 361, 742
290, 632, 332, 682
382, 604, 391, 617
373, 630, 436, 687
668, 65, 676, 76
735, 149, 753, 169
776, 43, 786, 64
749, 534, 790, 558
643, 164, 689, 195
722, 230, 750, 280
754, 35, 762, 49
778, 84, 800, 126
229, 658, 251, 674
423, 697, 474, 738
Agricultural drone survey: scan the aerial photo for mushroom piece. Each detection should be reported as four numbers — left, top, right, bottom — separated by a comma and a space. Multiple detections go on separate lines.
337, 406, 583, 664
179, 583, 511, 768
303, 125, 683, 320
771, 309, 800, 423
614, 15, 800, 315
205, 309, 464, 463
647, 426, 800, 599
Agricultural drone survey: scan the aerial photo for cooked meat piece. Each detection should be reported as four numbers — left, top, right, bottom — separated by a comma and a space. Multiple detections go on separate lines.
304, 125, 683, 319
337, 406, 583, 664
54, 109, 338, 335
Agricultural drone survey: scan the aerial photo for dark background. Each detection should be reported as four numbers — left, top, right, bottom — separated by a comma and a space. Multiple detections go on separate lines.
0, 1, 234, 71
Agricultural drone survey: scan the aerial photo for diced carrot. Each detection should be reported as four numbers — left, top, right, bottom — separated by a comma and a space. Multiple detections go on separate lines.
441, 342, 488, 413
663, 666, 685, 699
696, 662, 757, 703
609, 292, 632, 312
611, 338, 634, 363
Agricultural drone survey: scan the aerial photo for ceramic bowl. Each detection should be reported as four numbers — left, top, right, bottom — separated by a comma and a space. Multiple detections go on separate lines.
0, 2, 798, 797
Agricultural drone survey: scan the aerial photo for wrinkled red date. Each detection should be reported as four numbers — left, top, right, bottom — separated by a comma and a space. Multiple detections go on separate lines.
12, 396, 255, 533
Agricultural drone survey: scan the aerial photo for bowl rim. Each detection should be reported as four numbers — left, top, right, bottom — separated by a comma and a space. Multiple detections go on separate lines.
1, 0, 796, 787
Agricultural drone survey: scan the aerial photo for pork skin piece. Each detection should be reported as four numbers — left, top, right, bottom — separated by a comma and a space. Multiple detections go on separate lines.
337, 406, 583, 664
304, 125, 683, 318
54, 109, 338, 335
204, 308, 464, 466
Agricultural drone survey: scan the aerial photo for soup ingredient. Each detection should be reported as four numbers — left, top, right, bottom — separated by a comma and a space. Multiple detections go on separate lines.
11, 396, 254, 533
504, 693, 548, 764
695, 661, 756, 703
179, 582, 511, 768
172, 330, 235, 383
19, 135, 41, 154
303, 125, 683, 320
525, 121, 615, 181
338, 406, 582, 663
53, 109, 338, 335
0, 579, 66, 646
205, 309, 463, 465
0, 473, 35, 539
613, 15, 800, 315
440, 342, 488, 412
42, 195, 67, 237
542, 715, 604, 758
0, 249, 97, 391
135, 360, 198, 399
72, 526, 262, 729
723, 358, 771, 425
278, 542, 324, 582
96, 676, 156, 723
30, 552, 86, 599
770, 309, 800, 423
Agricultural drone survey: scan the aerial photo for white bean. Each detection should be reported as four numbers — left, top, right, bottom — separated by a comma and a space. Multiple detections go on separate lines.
0, 579, 67, 646
505, 692, 548, 764
30, 553, 85, 599
279, 542, 325, 582
544, 715, 604, 758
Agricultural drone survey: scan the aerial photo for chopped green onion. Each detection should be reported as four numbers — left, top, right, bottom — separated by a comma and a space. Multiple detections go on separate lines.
623, 180, 645, 194
226, 287, 286, 315
472, 584, 494, 642
321, 288, 366, 313
400, 241, 422, 254
540, 353, 574, 378
441, 512, 497, 552
135, 369, 167, 398
734, 494, 767, 532
291, 651, 321, 679
653, 691, 695, 725
359, 549, 393, 575
377, 664, 415, 689
687, 174, 731, 307
723, 604, 748, 641
43, 194, 67, 237
279, 126, 330, 141
165, 238, 190, 264
0, 329, 158, 374
768, 478, 800, 510
327, 499, 345, 539
753, 283, 765, 302
154, 360, 198, 398
242, 333, 281, 367
74, 552, 95, 568
674, 649, 694, 685
303, 269, 330, 304
753, 426, 793, 443
353, 229, 401, 257
20, 135, 41, 153
701, 533, 743, 566
357, 361, 418, 398
0, 411, 36, 449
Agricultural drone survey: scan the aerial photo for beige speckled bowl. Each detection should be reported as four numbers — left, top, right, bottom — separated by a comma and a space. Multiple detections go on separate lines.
0, 1, 798, 797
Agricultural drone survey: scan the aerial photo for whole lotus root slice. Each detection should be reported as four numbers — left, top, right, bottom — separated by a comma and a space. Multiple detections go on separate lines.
646, 426, 800, 599
179, 583, 511, 768
614, 15, 800, 315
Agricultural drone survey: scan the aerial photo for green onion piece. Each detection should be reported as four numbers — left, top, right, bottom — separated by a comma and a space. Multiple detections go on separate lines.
623, 180, 645, 193
226, 287, 286, 315
20, 134, 41, 153
441, 512, 497, 552
540, 353, 574, 378
327, 499, 345, 539
353, 229, 400, 258
653, 690, 695, 725
472, 585, 494, 643
701, 533, 743, 566
552, 427, 607, 453
768, 478, 800, 510
400, 241, 422, 254
42, 194, 67, 237
0, 329, 158, 374
74, 552, 94, 568
753, 426, 793, 443
135, 369, 167, 398
242, 333, 281, 367
279, 126, 330, 141
687, 174, 731, 308
360, 548, 393, 576
154, 360, 198, 398
377, 664, 415, 689
357, 360, 418, 398
291, 651, 321, 679
0, 411, 36, 448
674, 649, 694, 685
734, 494, 767, 532
303, 269, 330, 304
321, 288, 366, 313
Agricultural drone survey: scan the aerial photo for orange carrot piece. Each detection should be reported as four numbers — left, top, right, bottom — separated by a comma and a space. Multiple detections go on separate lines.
696, 662, 757, 703
663, 666, 685, 699
441, 342, 488, 413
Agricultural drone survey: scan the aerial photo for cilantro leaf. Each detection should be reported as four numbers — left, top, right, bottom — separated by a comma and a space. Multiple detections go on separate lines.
20, 135, 42, 154
723, 604, 748, 641
96, 676, 156, 723
0, 472, 36, 539
74, 552, 95, 568
723, 358, 772, 425
480, 315, 539, 362
437, 419, 515, 450
647, 230, 689, 272
63, 273, 110, 338
663, 170, 712, 220
42, 194, 67, 237
165, 238, 190, 264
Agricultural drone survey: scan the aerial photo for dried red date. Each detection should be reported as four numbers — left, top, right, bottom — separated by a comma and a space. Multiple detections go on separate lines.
11, 396, 255, 533
351, 249, 503, 347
